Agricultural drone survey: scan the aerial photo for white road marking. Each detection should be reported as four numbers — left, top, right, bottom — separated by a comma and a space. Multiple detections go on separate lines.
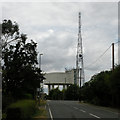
73, 107, 79, 110
73, 107, 86, 113
49, 108, 53, 120
48, 103, 53, 120
80, 109, 86, 113
82, 103, 118, 115
89, 113, 100, 119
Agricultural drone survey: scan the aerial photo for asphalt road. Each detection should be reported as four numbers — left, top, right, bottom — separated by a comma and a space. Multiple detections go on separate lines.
47, 100, 120, 119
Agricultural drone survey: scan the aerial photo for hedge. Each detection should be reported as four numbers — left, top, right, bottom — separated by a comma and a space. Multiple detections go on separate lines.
6, 99, 36, 119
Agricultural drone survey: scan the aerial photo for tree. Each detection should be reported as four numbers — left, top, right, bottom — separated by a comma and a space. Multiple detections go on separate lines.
81, 71, 112, 106
1, 20, 44, 99
1, 19, 19, 48
64, 84, 79, 100
81, 67, 120, 108
49, 87, 63, 100
109, 65, 120, 108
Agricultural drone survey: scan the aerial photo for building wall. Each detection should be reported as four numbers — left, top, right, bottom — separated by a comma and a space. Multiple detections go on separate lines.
44, 72, 66, 84
44, 69, 75, 84
65, 69, 75, 84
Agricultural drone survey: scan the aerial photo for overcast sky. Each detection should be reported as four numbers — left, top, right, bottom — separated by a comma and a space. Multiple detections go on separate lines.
1, 2, 118, 84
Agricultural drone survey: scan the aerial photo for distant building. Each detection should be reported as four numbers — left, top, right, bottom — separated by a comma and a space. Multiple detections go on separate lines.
44, 69, 78, 94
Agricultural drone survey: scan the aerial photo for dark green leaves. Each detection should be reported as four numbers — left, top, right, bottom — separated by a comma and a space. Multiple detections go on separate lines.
2, 19, 44, 99
2, 20, 19, 36
81, 66, 120, 108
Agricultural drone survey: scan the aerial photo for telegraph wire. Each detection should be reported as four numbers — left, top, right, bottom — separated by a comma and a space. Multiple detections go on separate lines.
114, 41, 120, 44
84, 44, 112, 69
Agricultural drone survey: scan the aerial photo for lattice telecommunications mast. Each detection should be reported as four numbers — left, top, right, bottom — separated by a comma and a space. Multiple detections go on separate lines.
76, 12, 85, 87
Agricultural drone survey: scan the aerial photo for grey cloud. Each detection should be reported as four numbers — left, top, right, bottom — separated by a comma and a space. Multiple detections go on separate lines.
2, 2, 118, 82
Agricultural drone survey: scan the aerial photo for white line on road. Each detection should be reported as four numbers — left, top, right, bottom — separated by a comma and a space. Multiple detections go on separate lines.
48, 103, 53, 120
73, 107, 86, 113
73, 107, 79, 110
80, 109, 86, 113
49, 108, 53, 120
89, 113, 100, 119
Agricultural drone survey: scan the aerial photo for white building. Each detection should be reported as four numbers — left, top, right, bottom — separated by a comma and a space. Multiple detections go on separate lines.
44, 69, 77, 93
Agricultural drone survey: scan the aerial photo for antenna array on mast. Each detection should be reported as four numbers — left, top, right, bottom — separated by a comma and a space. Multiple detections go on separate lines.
76, 12, 85, 87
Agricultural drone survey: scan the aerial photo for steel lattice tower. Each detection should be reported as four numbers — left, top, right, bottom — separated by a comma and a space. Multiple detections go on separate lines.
76, 12, 85, 87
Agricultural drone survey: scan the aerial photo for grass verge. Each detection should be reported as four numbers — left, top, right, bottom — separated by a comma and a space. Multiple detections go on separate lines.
6, 99, 36, 119
32, 100, 47, 119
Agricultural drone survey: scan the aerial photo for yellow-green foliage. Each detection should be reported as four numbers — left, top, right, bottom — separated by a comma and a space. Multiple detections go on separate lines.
40, 100, 46, 106
33, 100, 47, 119
33, 107, 47, 119
7, 99, 36, 119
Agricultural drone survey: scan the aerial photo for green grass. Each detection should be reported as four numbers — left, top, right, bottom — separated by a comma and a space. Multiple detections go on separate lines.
7, 99, 36, 119
33, 107, 47, 119
2, 113, 7, 120
32, 100, 47, 119
40, 100, 46, 106
4, 99, 47, 119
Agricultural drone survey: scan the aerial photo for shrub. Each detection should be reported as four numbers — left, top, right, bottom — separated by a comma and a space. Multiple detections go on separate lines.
23, 93, 33, 99
6, 99, 36, 119
2, 94, 15, 112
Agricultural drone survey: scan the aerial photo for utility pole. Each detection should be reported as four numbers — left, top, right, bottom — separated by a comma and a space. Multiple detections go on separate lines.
39, 53, 43, 69
76, 12, 85, 87
112, 43, 114, 70
38, 53, 43, 105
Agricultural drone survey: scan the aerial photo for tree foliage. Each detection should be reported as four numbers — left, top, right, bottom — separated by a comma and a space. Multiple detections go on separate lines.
81, 65, 120, 108
48, 84, 80, 100
64, 84, 79, 100
1, 20, 19, 48
109, 65, 120, 107
1, 20, 44, 100
49, 87, 63, 100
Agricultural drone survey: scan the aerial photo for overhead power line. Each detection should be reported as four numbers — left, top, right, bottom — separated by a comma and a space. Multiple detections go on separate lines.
85, 44, 112, 69
114, 41, 120, 44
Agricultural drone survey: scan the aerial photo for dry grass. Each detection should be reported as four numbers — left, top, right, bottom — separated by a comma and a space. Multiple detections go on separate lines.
33, 100, 47, 119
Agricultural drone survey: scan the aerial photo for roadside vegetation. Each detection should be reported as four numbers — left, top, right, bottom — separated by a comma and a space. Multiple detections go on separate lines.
6, 100, 36, 119
1, 20, 46, 119
81, 65, 120, 108
32, 100, 47, 119
48, 65, 120, 109
48, 84, 80, 100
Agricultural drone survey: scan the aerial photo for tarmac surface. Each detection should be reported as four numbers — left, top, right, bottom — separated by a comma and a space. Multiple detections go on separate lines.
46, 100, 120, 120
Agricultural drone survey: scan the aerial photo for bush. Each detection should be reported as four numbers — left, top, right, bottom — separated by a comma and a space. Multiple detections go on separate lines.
2, 94, 15, 112
6, 99, 36, 119
64, 84, 79, 100
23, 93, 33, 99
49, 87, 63, 100
81, 66, 120, 108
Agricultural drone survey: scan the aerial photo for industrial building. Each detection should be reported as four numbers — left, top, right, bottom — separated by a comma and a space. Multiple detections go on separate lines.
44, 69, 77, 94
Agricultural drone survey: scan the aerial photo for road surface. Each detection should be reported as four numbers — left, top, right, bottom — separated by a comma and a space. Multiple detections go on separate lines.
47, 100, 120, 119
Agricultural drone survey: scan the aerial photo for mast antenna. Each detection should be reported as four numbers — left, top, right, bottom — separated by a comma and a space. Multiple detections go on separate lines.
76, 12, 85, 87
